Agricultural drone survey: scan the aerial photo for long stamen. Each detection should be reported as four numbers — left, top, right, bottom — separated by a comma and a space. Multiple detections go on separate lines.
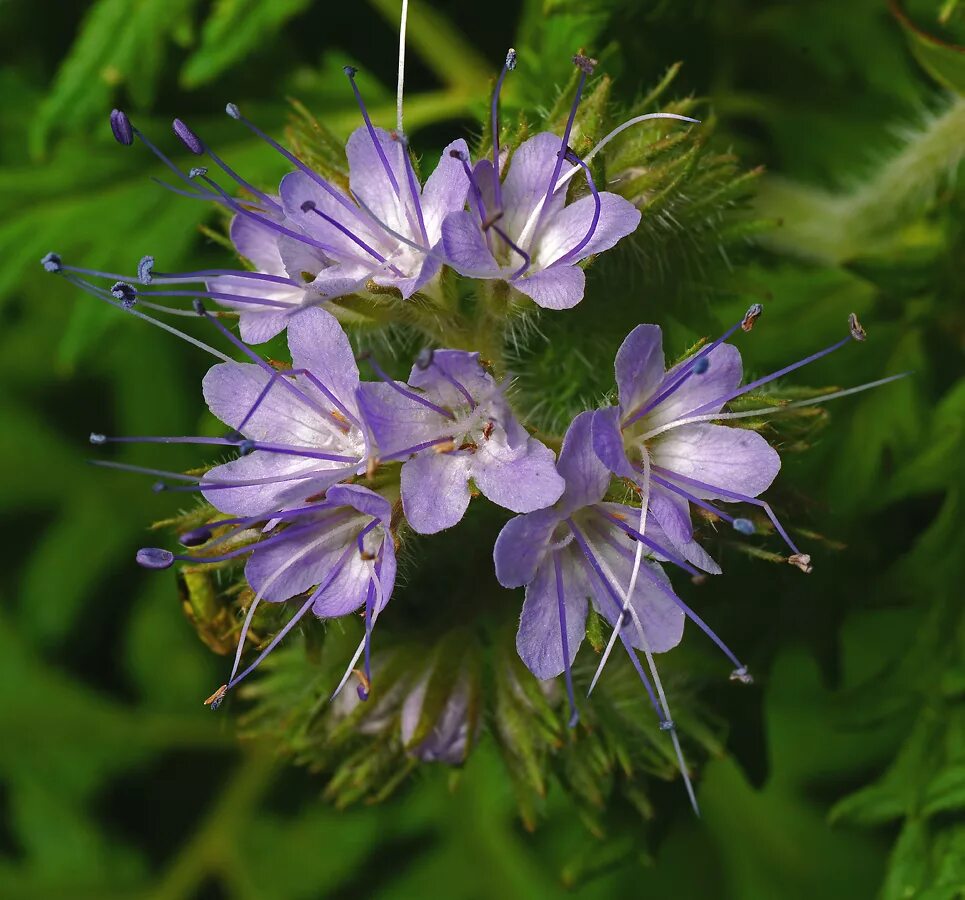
686, 316, 865, 419
352, 190, 429, 252
147, 267, 298, 288
134, 287, 292, 310
641, 372, 910, 442
165, 465, 358, 494
490, 48, 517, 212
428, 358, 476, 410
140, 521, 320, 568
172, 117, 283, 214
360, 579, 377, 700
225, 103, 360, 218
624, 304, 764, 428
300, 200, 404, 276
396, 136, 429, 246
490, 223, 531, 279
553, 551, 580, 727
344, 67, 402, 196
596, 509, 702, 577
362, 354, 456, 421
533, 53, 595, 239
192, 169, 342, 258
547, 150, 601, 268
379, 436, 456, 462
191, 300, 339, 426
566, 521, 662, 715
58, 272, 233, 362
653, 466, 803, 561
91, 433, 359, 464
649, 473, 752, 536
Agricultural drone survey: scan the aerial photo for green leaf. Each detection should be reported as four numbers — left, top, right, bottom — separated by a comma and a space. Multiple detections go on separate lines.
181, 0, 314, 88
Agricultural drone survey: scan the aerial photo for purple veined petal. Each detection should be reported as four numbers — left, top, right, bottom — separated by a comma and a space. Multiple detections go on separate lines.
203, 361, 328, 443
493, 507, 561, 588
648, 485, 694, 548
647, 342, 744, 429
590, 406, 635, 480
303, 267, 371, 301
237, 309, 297, 344
286, 306, 362, 420
400, 451, 473, 534
420, 138, 472, 243
201, 453, 354, 518
580, 531, 685, 654
276, 234, 329, 285
326, 483, 392, 525
652, 423, 781, 500
407, 349, 492, 406
469, 158, 498, 224
440, 209, 501, 277
229, 213, 288, 274
471, 434, 565, 514
356, 381, 451, 459
244, 512, 359, 602
511, 265, 586, 310
500, 132, 575, 242
615, 324, 666, 418
601, 501, 721, 576
557, 411, 612, 513
373, 248, 442, 299
313, 535, 396, 617
515, 551, 589, 680
533, 192, 641, 267
346, 125, 411, 237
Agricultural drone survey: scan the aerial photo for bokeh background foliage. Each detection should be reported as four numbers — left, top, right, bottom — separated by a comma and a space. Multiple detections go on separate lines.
1, 0, 963, 897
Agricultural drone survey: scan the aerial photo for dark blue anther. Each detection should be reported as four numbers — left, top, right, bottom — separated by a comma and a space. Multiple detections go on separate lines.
693, 356, 710, 375
733, 517, 756, 536
137, 255, 155, 284
179, 526, 213, 547
172, 118, 204, 155
110, 281, 137, 309
110, 109, 134, 146
136, 547, 175, 569
41, 251, 62, 273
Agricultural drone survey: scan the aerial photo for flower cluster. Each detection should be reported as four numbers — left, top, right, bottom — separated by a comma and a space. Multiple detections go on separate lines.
48, 2, 904, 815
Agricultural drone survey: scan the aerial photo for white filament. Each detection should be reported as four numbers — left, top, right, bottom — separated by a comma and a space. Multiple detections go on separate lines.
397, 0, 409, 134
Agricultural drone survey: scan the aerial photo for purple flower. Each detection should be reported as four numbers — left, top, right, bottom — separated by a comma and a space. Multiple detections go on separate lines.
400, 667, 480, 764
208, 119, 471, 343
198, 306, 371, 516
359, 349, 565, 534
591, 310, 877, 571
437, 52, 693, 311
196, 482, 397, 709
494, 411, 724, 726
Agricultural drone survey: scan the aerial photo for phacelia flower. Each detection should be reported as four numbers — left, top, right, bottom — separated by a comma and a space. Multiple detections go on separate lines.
359, 349, 565, 533
591, 309, 894, 572
439, 52, 694, 310
401, 665, 481, 764
494, 412, 728, 726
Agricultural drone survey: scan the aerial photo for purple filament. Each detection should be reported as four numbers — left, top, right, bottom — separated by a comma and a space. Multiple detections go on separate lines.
364, 356, 456, 421
397, 137, 429, 246
624, 308, 760, 428
595, 509, 701, 577
300, 201, 403, 276
553, 551, 580, 728
344, 67, 402, 196
687, 333, 855, 419
652, 465, 802, 556
380, 436, 456, 462
226, 104, 360, 219
547, 152, 601, 268
490, 49, 516, 213
566, 522, 664, 719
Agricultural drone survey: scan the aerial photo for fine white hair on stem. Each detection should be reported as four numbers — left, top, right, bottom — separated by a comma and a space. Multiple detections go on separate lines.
397, 0, 409, 134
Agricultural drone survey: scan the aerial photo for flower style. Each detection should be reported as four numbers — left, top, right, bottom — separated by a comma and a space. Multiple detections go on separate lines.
591, 309, 885, 571
358, 349, 565, 534
440, 54, 642, 310
494, 411, 728, 727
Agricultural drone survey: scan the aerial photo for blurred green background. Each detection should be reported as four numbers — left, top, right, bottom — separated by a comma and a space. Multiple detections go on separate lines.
1, 0, 963, 897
